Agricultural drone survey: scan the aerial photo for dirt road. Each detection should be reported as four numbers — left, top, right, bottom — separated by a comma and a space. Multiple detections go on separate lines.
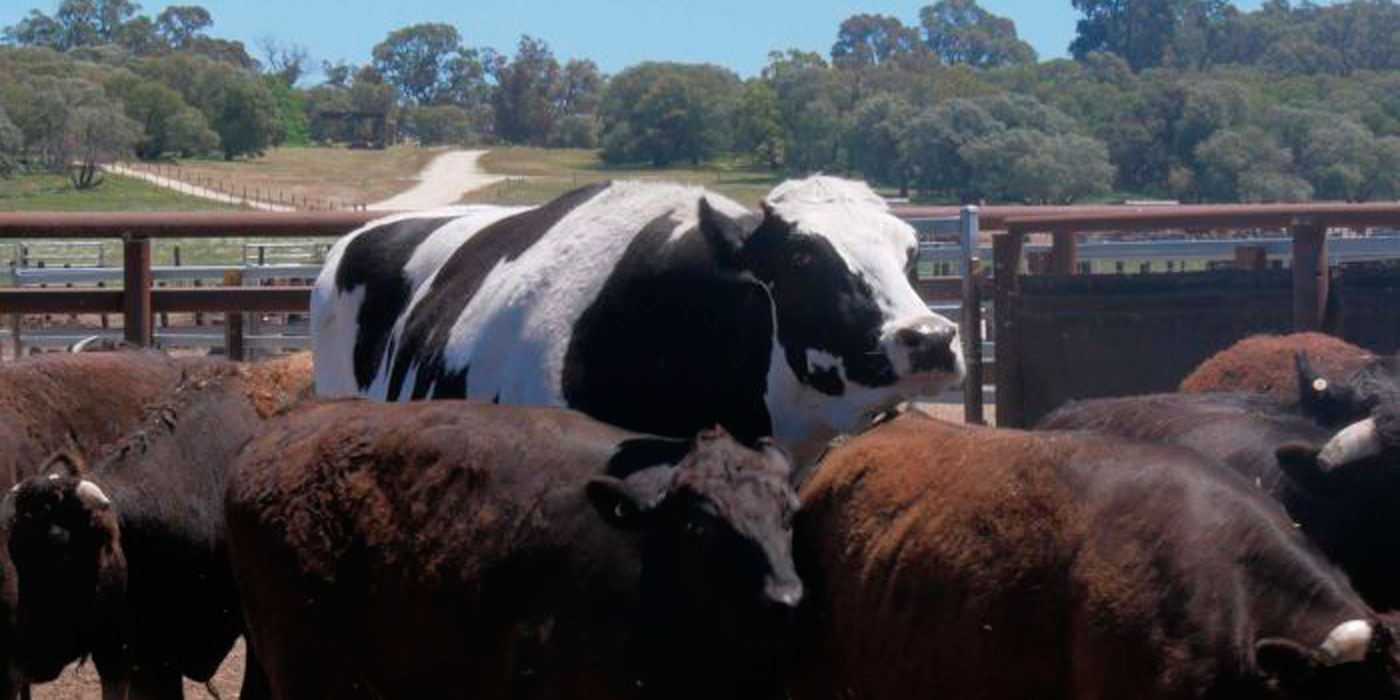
368, 149, 507, 211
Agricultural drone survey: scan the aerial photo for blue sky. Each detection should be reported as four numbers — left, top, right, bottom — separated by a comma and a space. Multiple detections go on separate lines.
2, 0, 1331, 79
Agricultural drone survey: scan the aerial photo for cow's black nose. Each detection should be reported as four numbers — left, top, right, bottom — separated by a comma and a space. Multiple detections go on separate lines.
895, 324, 955, 351
763, 580, 803, 622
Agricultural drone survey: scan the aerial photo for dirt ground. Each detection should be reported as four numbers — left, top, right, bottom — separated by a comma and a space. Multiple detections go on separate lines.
30, 640, 245, 699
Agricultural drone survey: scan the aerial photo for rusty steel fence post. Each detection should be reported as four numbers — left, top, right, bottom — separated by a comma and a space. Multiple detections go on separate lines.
223, 270, 246, 361
1291, 219, 1329, 332
1050, 231, 1079, 275
122, 235, 152, 346
959, 206, 985, 425
992, 233, 1025, 428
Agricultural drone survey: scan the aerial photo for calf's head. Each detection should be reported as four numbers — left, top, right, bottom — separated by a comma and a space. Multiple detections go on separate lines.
700, 176, 963, 431
6, 452, 125, 682
587, 427, 801, 650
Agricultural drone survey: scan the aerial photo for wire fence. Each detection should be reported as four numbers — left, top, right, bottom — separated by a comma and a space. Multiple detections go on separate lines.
111, 160, 369, 212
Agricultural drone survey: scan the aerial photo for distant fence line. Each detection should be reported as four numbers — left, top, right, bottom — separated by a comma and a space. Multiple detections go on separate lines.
112, 160, 369, 212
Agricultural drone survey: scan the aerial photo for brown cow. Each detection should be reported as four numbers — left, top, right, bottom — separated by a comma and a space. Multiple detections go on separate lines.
226, 400, 802, 700
7, 361, 270, 700
1180, 332, 1373, 402
793, 412, 1400, 700
0, 350, 188, 490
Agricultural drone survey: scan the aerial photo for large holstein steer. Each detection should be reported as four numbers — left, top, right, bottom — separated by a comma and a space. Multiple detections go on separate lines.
794, 413, 1400, 700
312, 178, 963, 467
1037, 354, 1400, 611
6, 364, 268, 700
226, 400, 801, 700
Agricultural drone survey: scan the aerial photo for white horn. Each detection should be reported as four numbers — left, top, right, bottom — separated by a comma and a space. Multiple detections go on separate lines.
1320, 619, 1373, 664
75, 480, 111, 507
1318, 418, 1382, 471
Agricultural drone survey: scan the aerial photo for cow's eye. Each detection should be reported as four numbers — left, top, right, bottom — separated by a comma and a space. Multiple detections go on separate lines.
684, 518, 708, 539
791, 251, 812, 268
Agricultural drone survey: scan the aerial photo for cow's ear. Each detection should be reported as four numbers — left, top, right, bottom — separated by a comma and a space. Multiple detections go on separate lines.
587, 477, 642, 530
1275, 442, 1342, 496
1256, 638, 1322, 686
40, 450, 86, 479
699, 197, 760, 268
586, 468, 676, 531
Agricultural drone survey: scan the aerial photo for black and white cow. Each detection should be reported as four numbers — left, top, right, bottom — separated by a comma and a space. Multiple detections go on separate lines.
312, 177, 963, 468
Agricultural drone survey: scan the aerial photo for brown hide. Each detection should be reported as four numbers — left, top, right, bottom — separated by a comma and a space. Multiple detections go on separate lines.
0, 351, 184, 489
228, 400, 651, 699
1180, 333, 1372, 401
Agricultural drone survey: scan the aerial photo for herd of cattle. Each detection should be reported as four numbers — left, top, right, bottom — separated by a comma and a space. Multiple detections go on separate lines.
1, 178, 1399, 699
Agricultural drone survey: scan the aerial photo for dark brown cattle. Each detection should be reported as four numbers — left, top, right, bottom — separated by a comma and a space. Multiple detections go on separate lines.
794, 413, 1400, 700
1180, 332, 1373, 402
1038, 349, 1400, 612
7, 362, 269, 700
226, 400, 801, 700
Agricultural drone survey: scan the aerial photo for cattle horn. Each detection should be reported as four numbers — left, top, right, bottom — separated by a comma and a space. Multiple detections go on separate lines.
1320, 619, 1373, 664
1318, 418, 1382, 470
75, 479, 111, 508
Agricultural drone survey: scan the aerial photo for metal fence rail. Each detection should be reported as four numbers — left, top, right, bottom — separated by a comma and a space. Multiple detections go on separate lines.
4, 205, 1400, 424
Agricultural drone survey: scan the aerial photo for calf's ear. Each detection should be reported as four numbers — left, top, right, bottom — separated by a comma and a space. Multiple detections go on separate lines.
1256, 638, 1322, 687
699, 197, 760, 269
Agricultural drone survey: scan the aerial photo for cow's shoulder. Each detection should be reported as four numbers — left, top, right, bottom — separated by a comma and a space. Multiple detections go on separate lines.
562, 202, 775, 443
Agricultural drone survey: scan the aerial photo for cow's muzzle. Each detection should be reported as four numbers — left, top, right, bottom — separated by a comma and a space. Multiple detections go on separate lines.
894, 321, 960, 375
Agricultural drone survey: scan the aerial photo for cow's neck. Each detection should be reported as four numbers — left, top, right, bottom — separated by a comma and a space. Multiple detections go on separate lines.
762, 343, 863, 471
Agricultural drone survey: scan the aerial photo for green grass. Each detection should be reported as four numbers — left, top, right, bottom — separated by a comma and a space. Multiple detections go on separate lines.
466, 148, 783, 206
0, 172, 246, 213
0, 173, 338, 268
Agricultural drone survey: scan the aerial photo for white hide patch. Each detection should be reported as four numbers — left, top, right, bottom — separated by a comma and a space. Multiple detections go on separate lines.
311, 205, 527, 398
1320, 619, 1373, 664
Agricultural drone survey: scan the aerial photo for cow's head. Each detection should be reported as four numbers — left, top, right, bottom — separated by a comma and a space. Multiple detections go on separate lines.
700, 176, 963, 431
1274, 405, 1400, 610
1255, 618, 1400, 699
587, 427, 800, 682
6, 452, 126, 682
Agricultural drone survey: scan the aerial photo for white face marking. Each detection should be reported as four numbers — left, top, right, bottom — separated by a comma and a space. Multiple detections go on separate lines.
804, 349, 844, 380
1320, 619, 1373, 664
1313, 378, 1328, 392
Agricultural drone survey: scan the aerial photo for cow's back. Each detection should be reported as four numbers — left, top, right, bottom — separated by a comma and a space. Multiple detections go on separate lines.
0, 351, 183, 488
226, 400, 648, 698
312, 183, 757, 411
313, 206, 530, 398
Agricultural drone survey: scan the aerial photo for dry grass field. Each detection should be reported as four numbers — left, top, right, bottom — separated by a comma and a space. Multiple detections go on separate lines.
463, 148, 782, 207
